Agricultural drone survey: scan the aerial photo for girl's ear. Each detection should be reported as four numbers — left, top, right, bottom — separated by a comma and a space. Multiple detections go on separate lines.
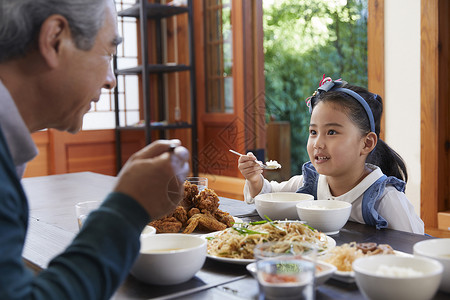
361, 132, 377, 155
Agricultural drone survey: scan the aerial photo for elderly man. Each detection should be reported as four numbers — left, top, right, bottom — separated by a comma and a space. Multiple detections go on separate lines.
0, 0, 190, 299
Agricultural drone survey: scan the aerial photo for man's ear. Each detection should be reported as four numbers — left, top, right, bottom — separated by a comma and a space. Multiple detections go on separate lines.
361, 132, 377, 155
38, 15, 70, 69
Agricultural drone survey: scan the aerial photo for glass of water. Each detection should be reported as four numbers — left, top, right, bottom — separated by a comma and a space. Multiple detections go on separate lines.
254, 241, 317, 300
186, 177, 208, 193
75, 200, 101, 229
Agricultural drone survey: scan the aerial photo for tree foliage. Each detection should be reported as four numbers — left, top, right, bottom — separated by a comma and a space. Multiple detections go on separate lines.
263, 0, 368, 175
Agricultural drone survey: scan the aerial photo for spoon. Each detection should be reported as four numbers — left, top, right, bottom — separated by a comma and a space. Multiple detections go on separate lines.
228, 150, 280, 170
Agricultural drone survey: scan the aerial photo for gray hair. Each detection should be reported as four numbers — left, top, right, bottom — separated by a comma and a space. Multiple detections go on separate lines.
0, 0, 109, 63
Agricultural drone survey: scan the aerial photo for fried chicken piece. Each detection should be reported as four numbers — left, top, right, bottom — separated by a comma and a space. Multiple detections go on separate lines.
173, 206, 188, 225
188, 207, 200, 218
196, 188, 219, 213
214, 208, 235, 227
197, 211, 228, 232
183, 212, 227, 234
180, 181, 198, 209
183, 214, 202, 234
149, 217, 182, 233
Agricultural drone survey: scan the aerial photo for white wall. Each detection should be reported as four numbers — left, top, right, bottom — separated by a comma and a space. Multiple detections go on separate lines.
384, 0, 421, 214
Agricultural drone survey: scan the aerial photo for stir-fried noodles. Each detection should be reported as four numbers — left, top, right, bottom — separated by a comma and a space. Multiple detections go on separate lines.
322, 242, 365, 271
206, 221, 329, 259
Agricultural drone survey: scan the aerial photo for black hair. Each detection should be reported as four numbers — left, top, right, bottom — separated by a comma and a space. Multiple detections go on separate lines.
311, 83, 408, 182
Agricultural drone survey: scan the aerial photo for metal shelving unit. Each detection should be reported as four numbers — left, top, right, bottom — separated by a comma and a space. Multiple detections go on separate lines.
113, 0, 198, 175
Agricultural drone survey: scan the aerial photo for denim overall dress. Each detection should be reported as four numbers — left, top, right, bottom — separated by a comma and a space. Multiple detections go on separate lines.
296, 162, 406, 229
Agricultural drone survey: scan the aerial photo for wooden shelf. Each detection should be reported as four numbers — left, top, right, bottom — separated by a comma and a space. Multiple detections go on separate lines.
113, 0, 197, 175
116, 122, 193, 131
118, 3, 189, 18
115, 64, 191, 75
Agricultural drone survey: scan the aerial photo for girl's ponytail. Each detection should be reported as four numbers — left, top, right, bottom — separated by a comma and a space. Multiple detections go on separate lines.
366, 92, 408, 183
367, 138, 408, 182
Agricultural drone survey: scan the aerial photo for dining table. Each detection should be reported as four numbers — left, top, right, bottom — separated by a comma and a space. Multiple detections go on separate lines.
22, 172, 449, 300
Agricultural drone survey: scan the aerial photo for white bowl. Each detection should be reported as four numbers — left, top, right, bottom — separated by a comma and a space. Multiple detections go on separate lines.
131, 233, 207, 285
140, 225, 156, 238
296, 200, 351, 235
254, 193, 314, 220
414, 238, 450, 293
353, 255, 443, 300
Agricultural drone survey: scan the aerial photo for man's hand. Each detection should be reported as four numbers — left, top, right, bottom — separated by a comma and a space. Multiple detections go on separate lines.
114, 139, 190, 220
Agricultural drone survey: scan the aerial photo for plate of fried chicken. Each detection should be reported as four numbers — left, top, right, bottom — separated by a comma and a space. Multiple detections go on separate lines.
148, 181, 236, 234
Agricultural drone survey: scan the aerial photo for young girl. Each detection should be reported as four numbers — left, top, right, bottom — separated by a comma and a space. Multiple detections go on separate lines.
238, 76, 424, 234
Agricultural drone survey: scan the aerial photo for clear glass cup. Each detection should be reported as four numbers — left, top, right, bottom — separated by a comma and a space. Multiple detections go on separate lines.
75, 200, 102, 229
186, 177, 208, 193
254, 241, 317, 300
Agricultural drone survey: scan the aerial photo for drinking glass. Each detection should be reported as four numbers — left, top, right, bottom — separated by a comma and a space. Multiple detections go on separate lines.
254, 241, 317, 300
75, 200, 101, 229
186, 177, 208, 192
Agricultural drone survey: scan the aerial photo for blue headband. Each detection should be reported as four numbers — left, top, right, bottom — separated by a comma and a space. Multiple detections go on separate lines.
308, 80, 376, 133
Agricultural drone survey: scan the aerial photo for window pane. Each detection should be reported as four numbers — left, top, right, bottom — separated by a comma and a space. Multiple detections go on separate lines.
83, 0, 138, 130
204, 0, 233, 113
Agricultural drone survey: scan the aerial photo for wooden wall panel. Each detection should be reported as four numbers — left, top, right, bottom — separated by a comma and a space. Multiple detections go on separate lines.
66, 142, 116, 175
119, 131, 147, 167
24, 131, 50, 177
24, 129, 146, 178
49, 129, 117, 175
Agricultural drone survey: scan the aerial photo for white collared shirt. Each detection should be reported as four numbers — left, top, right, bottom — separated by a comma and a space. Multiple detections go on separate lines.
244, 164, 424, 234
0, 80, 38, 178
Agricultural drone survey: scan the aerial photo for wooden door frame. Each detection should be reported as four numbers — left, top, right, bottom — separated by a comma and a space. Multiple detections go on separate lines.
420, 0, 450, 237
367, 0, 385, 139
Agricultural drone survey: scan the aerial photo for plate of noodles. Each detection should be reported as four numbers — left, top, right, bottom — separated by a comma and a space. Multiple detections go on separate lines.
319, 242, 412, 283
203, 220, 336, 265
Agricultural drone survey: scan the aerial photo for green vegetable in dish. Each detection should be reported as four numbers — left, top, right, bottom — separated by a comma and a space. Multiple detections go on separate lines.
232, 226, 268, 235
